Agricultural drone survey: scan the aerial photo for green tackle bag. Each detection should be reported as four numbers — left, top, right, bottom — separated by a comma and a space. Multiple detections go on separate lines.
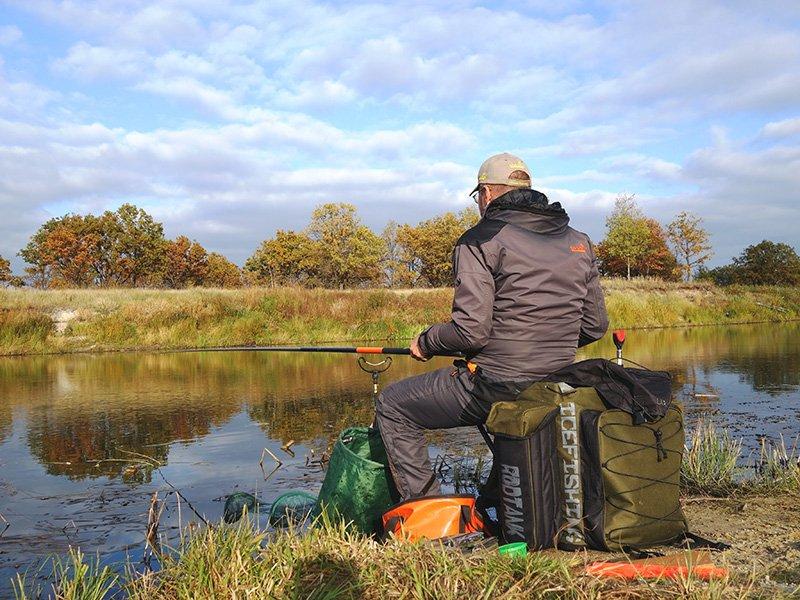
486, 380, 687, 552
314, 427, 398, 534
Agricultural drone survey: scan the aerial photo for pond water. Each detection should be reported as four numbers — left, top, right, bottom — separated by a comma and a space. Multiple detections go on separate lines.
1, 323, 799, 593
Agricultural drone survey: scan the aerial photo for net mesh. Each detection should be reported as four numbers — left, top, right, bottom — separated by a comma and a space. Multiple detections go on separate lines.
268, 491, 318, 528
314, 426, 397, 534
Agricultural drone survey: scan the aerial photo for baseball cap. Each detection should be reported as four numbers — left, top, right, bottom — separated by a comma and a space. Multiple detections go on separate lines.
470, 153, 532, 194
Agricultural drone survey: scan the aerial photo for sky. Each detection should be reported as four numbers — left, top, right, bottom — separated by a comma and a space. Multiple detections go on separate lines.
0, 0, 799, 271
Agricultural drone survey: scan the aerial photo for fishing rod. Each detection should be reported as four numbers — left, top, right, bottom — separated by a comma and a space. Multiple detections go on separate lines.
180, 344, 463, 357
178, 344, 463, 401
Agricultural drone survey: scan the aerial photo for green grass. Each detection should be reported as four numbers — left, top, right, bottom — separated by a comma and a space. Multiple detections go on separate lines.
1, 280, 800, 356
749, 434, 800, 494
681, 422, 742, 496
12, 518, 766, 600
11, 422, 800, 599
602, 279, 800, 328
13, 549, 118, 600
681, 420, 800, 496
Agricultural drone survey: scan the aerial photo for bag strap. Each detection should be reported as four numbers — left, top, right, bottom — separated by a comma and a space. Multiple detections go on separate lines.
416, 473, 436, 498
459, 504, 471, 534
679, 531, 731, 551
477, 423, 495, 454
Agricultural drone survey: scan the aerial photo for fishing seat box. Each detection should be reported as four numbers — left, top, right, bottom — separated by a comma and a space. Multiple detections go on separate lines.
485, 381, 687, 552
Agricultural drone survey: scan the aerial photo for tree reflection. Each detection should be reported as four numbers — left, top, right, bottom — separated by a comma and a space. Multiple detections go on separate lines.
2, 351, 428, 477
1, 324, 798, 478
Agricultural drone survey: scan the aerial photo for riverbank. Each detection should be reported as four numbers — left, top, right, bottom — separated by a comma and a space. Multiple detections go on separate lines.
12, 492, 799, 599
8, 422, 800, 598
1, 281, 799, 356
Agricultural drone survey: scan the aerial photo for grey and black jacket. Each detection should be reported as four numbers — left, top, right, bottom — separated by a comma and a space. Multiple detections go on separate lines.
418, 188, 608, 382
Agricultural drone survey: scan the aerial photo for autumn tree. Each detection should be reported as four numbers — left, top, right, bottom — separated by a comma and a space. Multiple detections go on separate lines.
20, 214, 106, 287
597, 218, 678, 280
381, 220, 414, 288
162, 236, 209, 288
666, 211, 712, 282
0, 255, 11, 285
205, 253, 243, 288
20, 204, 167, 288
598, 195, 651, 280
306, 203, 385, 288
396, 208, 479, 287
245, 230, 317, 286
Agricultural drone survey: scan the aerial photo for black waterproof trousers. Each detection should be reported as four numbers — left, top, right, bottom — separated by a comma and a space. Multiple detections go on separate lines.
374, 363, 495, 499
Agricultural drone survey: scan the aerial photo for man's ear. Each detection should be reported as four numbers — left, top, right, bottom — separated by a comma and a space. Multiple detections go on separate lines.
481, 186, 495, 210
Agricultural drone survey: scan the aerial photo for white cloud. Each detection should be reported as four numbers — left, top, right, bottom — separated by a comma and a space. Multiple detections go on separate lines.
0, 25, 23, 46
759, 117, 800, 139
53, 42, 148, 80
602, 154, 682, 182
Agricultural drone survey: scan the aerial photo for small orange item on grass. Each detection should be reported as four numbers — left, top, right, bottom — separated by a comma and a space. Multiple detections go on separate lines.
586, 550, 729, 581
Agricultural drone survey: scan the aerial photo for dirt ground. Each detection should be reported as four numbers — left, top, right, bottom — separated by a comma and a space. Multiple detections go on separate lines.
685, 492, 800, 590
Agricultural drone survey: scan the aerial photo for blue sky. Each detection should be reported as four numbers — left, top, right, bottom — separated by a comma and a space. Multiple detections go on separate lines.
1, 0, 799, 270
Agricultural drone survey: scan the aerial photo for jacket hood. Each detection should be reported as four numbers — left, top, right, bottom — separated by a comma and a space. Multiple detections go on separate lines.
484, 188, 570, 235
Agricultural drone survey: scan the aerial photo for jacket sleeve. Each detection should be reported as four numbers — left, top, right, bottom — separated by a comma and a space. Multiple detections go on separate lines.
578, 241, 609, 347
417, 242, 495, 357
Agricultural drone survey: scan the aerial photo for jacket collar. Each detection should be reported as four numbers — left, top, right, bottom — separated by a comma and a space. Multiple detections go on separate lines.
484, 188, 570, 235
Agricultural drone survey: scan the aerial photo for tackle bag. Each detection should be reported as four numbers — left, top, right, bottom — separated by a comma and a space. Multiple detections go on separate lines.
315, 427, 398, 534
381, 495, 486, 542
485, 368, 687, 552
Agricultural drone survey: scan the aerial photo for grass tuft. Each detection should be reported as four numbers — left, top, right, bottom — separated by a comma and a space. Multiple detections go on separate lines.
682, 421, 742, 496
13, 548, 118, 600
681, 422, 800, 497
747, 435, 800, 494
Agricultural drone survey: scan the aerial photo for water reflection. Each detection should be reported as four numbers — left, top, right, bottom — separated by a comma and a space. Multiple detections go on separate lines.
1, 323, 799, 478
0, 352, 434, 479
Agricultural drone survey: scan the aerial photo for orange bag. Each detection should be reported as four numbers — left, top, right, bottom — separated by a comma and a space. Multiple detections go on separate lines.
381, 495, 486, 542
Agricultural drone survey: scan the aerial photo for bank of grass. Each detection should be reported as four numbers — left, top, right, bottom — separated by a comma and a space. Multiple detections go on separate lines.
13, 519, 762, 600
1, 280, 800, 356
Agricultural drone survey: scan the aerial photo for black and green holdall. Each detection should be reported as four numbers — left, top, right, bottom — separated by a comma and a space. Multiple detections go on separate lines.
485, 358, 687, 552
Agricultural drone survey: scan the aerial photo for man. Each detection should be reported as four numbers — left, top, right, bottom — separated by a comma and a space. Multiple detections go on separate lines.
375, 152, 608, 499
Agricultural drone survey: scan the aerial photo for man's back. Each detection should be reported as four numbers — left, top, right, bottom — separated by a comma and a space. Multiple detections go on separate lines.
419, 188, 608, 381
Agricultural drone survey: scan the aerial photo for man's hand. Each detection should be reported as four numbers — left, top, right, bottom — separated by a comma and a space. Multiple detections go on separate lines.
410, 335, 430, 362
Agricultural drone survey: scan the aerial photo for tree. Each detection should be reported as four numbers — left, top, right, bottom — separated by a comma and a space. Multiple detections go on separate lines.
599, 194, 651, 280
245, 230, 317, 287
381, 220, 414, 288
306, 203, 385, 288
205, 253, 243, 288
162, 236, 209, 288
20, 214, 106, 288
105, 204, 166, 286
597, 218, 679, 280
0, 255, 11, 285
730, 240, 800, 286
19, 204, 167, 288
666, 211, 712, 282
396, 208, 479, 287
697, 264, 737, 286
